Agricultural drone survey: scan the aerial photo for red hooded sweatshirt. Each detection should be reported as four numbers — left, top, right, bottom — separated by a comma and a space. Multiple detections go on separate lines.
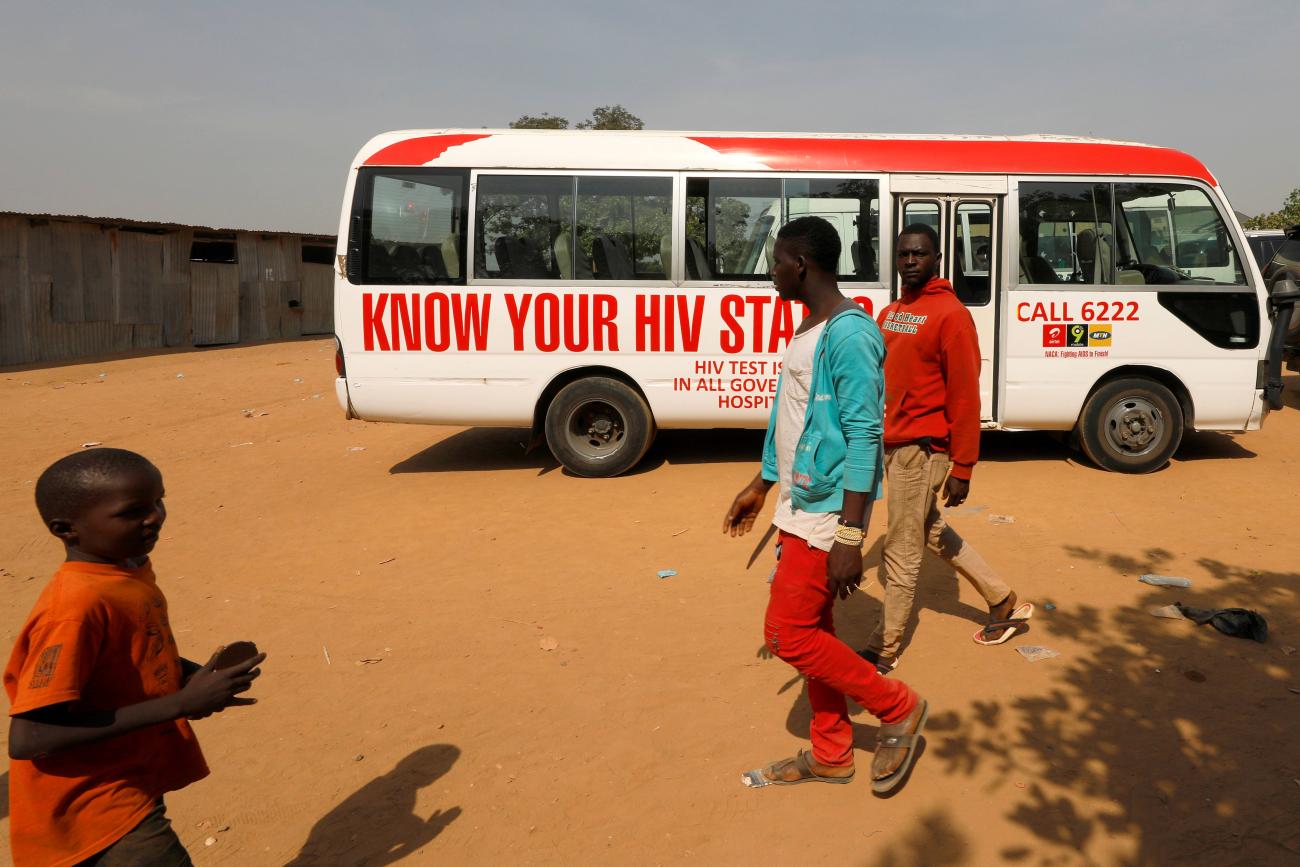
877, 276, 981, 480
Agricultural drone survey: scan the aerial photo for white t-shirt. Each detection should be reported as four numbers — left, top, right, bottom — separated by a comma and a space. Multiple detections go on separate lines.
771, 321, 840, 552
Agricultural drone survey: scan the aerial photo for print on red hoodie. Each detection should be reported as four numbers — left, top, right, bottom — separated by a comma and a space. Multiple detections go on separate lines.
877, 276, 982, 480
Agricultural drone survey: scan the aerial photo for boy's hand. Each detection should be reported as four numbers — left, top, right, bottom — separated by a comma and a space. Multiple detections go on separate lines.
175, 652, 266, 719
723, 480, 770, 537
827, 541, 863, 600
943, 476, 970, 508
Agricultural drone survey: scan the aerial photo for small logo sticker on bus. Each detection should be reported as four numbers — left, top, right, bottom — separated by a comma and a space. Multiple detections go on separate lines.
1066, 324, 1088, 347
1042, 325, 1066, 347
1088, 325, 1113, 346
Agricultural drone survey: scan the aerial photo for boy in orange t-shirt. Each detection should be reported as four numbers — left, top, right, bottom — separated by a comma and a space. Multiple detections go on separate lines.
5, 448, 266, 866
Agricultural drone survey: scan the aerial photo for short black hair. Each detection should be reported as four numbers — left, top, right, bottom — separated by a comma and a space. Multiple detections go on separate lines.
35, 448, 159, 523
899, 223, 940, 254
777, 216, 841, 274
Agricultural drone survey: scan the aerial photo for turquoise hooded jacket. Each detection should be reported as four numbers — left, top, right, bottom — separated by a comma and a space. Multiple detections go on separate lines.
760, 302, 886, 510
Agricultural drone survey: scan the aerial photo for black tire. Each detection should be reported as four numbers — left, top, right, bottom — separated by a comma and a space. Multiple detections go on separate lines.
543, 377, 655, 477
1077, 377, 1184, 473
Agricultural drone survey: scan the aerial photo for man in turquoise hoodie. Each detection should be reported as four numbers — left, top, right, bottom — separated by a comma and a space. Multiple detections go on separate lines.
724, 217, 928, 795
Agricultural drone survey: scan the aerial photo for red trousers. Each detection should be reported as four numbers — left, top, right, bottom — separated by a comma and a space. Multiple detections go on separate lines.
764, 531, 918, 767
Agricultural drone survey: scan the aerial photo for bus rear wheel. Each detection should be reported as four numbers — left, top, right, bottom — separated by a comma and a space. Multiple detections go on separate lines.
544, 377, 655, 477
1077, 377, 1184, 473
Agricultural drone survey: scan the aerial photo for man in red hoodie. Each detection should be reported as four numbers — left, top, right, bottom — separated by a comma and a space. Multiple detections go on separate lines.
860, 224, 1030, 672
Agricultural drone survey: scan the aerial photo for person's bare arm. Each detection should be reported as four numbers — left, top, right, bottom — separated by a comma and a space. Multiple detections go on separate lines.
723, 472, 775, 537
8, 652, 265, 760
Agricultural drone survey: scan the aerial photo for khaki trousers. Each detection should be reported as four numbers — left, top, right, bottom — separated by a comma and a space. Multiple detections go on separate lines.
868, 444, 1011, 657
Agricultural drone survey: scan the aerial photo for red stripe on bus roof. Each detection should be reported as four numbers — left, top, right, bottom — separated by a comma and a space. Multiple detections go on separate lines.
690, 136, 1216, 184
363, 134, 490, 166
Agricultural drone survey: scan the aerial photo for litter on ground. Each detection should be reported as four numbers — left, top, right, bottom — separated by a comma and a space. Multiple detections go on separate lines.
1139, 574, 1192, 588
1016, 646, 1060, 662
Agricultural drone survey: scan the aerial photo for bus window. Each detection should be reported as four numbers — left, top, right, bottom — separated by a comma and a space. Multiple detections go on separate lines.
685, 178, 779, 280
1017, 182, 1114, 285
362, 169, 468, 284
1114, 183, 1246, 286
784, 178, 880, 280
685, 177, 879, 281
954, 201, 993, 305
475, 175, 573, 279
902, 201, 940, 236
576, 176, 673, 280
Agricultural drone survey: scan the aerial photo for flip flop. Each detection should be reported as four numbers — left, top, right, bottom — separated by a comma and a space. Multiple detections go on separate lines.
972, 602, 1034, 646
871, 698, 929, 794
858, 647, 899, 676
740, 749, 855, 788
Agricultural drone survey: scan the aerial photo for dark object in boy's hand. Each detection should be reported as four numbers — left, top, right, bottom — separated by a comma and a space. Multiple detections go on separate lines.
210, 641, 259, 670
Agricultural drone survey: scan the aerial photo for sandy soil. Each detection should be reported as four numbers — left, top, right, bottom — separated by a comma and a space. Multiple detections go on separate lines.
1, 339, 1298, 867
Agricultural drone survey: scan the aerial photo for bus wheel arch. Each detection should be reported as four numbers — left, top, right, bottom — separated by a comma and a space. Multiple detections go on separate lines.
1074, 366, 1192, 473
533, 368, 657, 477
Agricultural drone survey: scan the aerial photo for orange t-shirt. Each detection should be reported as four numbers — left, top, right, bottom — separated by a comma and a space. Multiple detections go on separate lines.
4, 561, 209, 867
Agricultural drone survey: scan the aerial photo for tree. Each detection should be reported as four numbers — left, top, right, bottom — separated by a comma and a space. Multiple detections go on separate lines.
509, 113, 569, 130
1243, 188, 1300, 230
508, 106, 645, 131
576, 105, 644, 131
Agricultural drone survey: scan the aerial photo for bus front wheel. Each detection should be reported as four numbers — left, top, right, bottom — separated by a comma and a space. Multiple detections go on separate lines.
1077, 377, 1184, 473
544, 377, 655, 478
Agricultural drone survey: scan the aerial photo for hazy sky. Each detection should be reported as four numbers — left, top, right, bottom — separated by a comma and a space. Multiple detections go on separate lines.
2, 1, 1294, 234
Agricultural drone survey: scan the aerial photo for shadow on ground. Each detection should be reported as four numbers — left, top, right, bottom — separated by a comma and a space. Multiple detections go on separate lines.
391, 421, 1270, 477
390, 428, 763, 476
285, 744, 461, 866
919, 549, 1300, 865
762, 544, 1299, 863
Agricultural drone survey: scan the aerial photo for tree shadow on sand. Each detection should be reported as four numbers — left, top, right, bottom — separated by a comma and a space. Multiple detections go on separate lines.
921, 549, 1300, 864
286, 744, 461, 866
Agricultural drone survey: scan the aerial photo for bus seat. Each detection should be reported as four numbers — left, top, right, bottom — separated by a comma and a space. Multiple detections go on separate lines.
393, 245, 422, 281
686, 237, 712, 280
1020, 255, 1059, 284
553, 233, 593, 280
1076, 228, 1113, 284
659, 235, 672, 278
441, 234, 461, 279
851, 241, 860, 274
496, 236, 549, 278
420, 245, 447, 279
593, 235, 634, 279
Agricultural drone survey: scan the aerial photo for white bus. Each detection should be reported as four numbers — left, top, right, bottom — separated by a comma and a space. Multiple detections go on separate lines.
332, 130, 1298, 476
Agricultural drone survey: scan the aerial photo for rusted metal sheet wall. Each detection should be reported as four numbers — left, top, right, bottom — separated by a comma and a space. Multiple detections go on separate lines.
0, 216, 37, 365
0, 215, 334, 366
299, 264, 334, 335
191, 262, 240, 346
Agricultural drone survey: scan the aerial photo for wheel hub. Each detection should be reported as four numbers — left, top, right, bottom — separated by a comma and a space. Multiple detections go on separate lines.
566, 400, 626, 456
1105, 398, 1163, 455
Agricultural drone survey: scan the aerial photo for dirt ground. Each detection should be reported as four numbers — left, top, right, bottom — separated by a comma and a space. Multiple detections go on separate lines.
1, 339, 1298, 867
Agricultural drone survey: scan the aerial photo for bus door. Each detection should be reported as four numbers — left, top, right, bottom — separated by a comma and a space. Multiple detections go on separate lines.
893, 192, 1002, 422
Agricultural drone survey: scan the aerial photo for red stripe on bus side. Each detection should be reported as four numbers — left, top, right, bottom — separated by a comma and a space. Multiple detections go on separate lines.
363, 134, 490, 166
689, 137, 1217, 184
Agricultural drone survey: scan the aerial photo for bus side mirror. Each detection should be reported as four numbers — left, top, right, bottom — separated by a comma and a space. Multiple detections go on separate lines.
1264, 278, 1300, 410
1271, 277, 1300, 310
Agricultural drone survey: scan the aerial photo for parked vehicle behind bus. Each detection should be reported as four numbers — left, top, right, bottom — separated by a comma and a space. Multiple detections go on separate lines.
332, 130, 1299, 476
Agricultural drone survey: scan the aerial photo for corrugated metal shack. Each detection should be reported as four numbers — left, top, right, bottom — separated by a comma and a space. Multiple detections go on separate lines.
0, 211, 336, 366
